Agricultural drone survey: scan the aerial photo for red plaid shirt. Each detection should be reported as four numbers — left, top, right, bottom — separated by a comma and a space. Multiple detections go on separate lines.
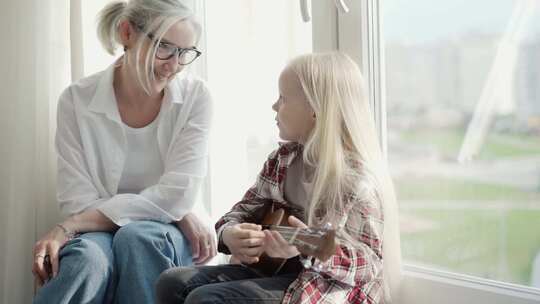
216, 142, 385, 304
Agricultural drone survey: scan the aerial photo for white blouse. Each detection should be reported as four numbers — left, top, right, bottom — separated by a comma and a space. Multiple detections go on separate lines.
55, 63, 213, 226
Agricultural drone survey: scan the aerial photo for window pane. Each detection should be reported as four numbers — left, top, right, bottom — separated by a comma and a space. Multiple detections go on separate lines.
82, 0, 119, 76
383, 0, 540, 287
205, 1, 312, 219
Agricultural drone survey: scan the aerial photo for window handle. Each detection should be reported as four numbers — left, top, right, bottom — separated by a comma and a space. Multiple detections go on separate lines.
334, 0, 350, 13
300, 0, 311, 22
300, 0, 349, 22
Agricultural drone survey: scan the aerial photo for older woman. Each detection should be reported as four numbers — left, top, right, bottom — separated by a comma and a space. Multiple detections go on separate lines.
31, 0, 215, 303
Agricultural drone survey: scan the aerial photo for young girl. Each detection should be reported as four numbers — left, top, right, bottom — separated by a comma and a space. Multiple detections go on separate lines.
155, 52, 401, 304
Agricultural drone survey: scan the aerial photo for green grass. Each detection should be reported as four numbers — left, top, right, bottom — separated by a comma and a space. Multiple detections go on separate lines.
401, 128, 463, 157
401, 209, 540, 285
400, 128, 540, 159
396, 177, 540, 201
480, 132, 540, 159
395, 127, 540, 286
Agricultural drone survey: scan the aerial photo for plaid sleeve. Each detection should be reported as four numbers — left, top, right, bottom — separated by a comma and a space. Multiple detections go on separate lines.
215, 148, 283, 254
315, 194, 384, 288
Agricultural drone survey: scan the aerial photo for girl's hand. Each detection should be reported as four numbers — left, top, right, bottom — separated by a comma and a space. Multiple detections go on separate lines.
176, 213, 217, 264
32, 225, 71, 287
263, 216, 308, 259
222, 223, 265, 264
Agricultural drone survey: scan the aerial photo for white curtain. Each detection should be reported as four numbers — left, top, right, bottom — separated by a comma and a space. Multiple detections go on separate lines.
0, 0, 70, 302
204, 0, 312, 220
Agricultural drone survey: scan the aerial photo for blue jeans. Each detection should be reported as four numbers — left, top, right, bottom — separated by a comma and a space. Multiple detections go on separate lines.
33, 220, 192, 304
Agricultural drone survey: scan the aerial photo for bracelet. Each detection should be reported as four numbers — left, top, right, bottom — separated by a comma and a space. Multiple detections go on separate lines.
56, 223, 76, 240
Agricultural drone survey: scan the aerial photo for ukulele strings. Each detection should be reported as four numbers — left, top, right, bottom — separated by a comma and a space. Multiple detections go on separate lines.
269, 227, 318, 251
263, 225, 325, 238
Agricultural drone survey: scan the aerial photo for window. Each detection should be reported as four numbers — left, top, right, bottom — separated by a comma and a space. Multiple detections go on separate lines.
204, 0, 312, 220
383, 0, 540, 289
78, 0, 119, 77
332, 0, 540, 302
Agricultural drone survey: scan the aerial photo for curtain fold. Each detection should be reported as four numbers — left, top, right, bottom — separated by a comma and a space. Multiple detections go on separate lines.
0, 1, 70, 302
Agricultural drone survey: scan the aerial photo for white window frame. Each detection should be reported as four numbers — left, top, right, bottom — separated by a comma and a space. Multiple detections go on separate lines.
310, 0, 540, 303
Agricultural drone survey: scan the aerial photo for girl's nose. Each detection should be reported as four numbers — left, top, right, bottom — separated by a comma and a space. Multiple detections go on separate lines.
272, 100, 279, 112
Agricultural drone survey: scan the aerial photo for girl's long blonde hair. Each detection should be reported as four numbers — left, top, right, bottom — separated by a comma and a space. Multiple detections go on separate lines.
289, 52, 401, 300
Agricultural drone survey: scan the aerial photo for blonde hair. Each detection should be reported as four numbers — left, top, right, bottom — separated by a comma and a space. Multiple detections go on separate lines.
289, 52, 401, 300
96, 0, 201, 94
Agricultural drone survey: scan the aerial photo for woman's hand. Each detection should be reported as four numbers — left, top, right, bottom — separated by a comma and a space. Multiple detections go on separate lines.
176, 213, 217, 264
263, 216, 308, 259
222, 223, 265, 264
32, 225, 71, 287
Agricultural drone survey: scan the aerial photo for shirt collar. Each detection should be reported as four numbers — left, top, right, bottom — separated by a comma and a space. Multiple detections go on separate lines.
88, 61, 185, 123
163, 74, 184, 110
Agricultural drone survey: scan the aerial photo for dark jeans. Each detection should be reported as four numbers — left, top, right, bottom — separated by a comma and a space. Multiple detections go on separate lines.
155, 263, 300, 304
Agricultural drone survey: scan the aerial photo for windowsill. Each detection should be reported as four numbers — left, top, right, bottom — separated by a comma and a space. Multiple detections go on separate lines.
399, 264, 540, 304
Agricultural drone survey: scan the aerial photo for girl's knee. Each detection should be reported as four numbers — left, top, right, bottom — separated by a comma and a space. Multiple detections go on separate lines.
184, 286, 221, 304
155, 267, 193, 304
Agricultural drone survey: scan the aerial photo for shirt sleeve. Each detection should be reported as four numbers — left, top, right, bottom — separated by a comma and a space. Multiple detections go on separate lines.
214, 148, 283, 254
97, 81, 213, 226
56, 88, 109, 216
312, 194, 384, 288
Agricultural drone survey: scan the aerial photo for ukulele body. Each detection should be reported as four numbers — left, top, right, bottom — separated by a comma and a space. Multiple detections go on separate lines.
249, 205, 292, 276
237, 203, 337, 276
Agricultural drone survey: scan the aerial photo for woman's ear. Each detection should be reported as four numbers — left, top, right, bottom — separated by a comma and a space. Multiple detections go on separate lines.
118, 20, 135, 50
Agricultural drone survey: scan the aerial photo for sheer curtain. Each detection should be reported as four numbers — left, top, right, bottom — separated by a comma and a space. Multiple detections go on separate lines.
0, 0, 70, 302
204, 0, 312, 220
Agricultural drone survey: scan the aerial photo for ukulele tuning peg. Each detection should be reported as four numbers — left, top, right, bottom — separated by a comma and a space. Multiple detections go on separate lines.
301, 257, 313, 269
312, 259, 329, 272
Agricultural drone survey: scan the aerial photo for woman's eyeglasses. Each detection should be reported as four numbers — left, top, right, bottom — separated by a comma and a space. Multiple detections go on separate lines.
135, 25, 201, 65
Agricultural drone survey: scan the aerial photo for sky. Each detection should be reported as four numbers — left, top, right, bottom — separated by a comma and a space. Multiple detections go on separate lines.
382, 0, 540, 44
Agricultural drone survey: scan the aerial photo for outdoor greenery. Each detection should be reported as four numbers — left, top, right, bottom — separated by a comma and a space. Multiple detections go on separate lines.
396, 126, 540, 286
400, 209, 540, 285
396, 177, 540, 202
401, 128, 540, 159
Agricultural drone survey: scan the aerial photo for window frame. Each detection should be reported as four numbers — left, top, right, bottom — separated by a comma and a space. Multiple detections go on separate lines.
309, 0, 540, 302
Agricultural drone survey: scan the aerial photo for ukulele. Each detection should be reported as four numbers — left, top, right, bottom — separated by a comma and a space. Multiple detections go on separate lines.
247, 204, 337, 276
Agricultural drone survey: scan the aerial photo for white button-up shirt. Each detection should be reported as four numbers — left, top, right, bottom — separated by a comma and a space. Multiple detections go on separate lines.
56, 63, 212, 226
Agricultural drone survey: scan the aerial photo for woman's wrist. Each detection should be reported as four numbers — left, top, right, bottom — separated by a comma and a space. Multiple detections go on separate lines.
56, 222, 76, 241
58, 216, 79, 241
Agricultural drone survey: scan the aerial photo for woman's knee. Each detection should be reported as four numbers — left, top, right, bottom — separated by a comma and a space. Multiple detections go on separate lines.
112, 220, 191, 262
60, 232, 114, 276
112, 220, 161, 250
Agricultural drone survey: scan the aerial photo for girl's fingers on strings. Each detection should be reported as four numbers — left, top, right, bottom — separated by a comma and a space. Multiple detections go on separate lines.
242, 237, 263, 247
238, 253, 259, 264
241, 246, 263, 257
238, 223, 262, 231
288, 216, 308, 229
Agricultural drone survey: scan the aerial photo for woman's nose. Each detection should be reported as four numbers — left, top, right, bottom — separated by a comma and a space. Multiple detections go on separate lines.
163, 55, 180, 71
